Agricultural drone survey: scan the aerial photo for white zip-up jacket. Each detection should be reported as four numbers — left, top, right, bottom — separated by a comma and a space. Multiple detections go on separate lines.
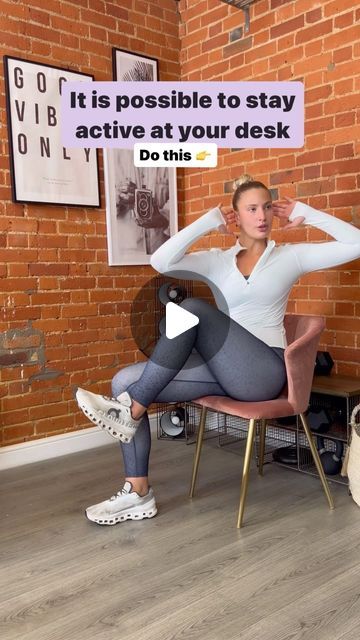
150, 202, 360, 349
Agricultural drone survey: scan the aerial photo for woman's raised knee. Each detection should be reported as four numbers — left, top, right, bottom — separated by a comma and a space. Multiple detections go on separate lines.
111, 362, 147, 398
179, 297, 210, 314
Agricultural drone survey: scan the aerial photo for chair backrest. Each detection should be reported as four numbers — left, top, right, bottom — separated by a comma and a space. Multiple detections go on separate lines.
283, 314, 325, 414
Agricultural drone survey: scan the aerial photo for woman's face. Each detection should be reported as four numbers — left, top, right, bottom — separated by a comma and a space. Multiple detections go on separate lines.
234, 188, 273, 240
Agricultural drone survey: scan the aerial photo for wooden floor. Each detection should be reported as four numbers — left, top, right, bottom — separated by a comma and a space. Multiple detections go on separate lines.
1, 435, 360, 640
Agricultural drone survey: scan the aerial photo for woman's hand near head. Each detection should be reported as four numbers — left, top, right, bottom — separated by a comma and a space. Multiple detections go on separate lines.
216, 203, 237, 236
272, 196, 305, 230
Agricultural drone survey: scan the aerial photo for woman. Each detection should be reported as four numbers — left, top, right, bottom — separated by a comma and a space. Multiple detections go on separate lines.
76, 175, 360, 525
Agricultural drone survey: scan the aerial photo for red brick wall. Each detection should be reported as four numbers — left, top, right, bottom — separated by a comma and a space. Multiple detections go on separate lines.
180, 0, 360, 375
1, 0, 359, 446
0, 0, 180, 445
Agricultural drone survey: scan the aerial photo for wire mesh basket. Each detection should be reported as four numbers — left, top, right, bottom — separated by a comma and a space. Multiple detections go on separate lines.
296, 392, 352, 485
218, 414, 298, 464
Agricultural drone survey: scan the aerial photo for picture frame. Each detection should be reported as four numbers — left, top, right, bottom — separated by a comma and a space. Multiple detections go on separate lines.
112, 47, 159, 83
103, 48, 178, 266
3, 55, 100, 207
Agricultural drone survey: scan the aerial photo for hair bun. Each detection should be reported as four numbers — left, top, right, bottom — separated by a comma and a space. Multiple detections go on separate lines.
232, 174, 254, 192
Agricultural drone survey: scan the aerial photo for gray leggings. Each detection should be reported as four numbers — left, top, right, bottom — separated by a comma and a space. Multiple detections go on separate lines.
112, 298, 287, 477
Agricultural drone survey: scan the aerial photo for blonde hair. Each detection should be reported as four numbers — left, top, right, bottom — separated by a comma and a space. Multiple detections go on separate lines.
232, 174, 254, 191
232, 174, 271, 210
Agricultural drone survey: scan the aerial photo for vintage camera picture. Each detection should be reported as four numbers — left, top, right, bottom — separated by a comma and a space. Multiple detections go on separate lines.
104, 148, 177, 265
104, 47, 178, 265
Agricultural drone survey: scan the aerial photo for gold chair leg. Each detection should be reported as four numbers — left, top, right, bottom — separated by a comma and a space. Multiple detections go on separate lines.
237, 418, 257, 528
189, 406, 207, 498
299, 413, 335, 510
258, 419, 267, 476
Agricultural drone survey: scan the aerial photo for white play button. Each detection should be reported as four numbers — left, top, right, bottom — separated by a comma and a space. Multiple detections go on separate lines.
165, 302, 199, 339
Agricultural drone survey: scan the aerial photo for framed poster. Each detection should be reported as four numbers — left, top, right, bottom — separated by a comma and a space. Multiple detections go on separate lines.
103, 48, 178, 265
112, 47, 159, 82
104, 149, 178, 265
3, 55, 100, 206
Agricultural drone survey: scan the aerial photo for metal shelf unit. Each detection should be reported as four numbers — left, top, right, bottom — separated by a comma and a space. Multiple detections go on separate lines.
158, 376, 360, 488
219, 376, 360, 486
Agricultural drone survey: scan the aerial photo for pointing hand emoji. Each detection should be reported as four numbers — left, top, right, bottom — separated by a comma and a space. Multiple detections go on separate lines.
196, 151, 211, 161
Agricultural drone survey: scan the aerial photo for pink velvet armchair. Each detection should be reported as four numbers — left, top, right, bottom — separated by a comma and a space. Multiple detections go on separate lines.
189, 314, 335, 528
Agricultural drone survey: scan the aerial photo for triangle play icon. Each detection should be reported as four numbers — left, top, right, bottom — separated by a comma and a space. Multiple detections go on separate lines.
165, 302, 199, 339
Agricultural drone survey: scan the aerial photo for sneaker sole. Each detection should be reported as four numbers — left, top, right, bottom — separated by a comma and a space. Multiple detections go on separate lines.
77, 399, 136, 444
85, 506, 158, 526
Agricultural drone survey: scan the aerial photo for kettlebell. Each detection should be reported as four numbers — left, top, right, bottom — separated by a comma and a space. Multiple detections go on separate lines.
316, 436, 344, 475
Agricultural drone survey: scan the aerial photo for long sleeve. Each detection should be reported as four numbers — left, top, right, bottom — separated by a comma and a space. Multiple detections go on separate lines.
150, 206, 226, 279
288, 202, 360, 275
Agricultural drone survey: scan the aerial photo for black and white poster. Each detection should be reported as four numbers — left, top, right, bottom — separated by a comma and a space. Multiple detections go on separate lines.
103, 48, 178, 266
4, 56, 100, 206
104, 149, 177, 265
113, 47, 159, 83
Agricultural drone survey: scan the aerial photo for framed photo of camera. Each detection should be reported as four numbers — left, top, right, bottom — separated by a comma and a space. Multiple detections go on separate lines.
103, 48, 178, 266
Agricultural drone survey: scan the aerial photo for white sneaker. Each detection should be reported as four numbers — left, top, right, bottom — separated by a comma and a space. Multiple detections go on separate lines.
85, 481, 157, 525
76, 388, 142, 444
